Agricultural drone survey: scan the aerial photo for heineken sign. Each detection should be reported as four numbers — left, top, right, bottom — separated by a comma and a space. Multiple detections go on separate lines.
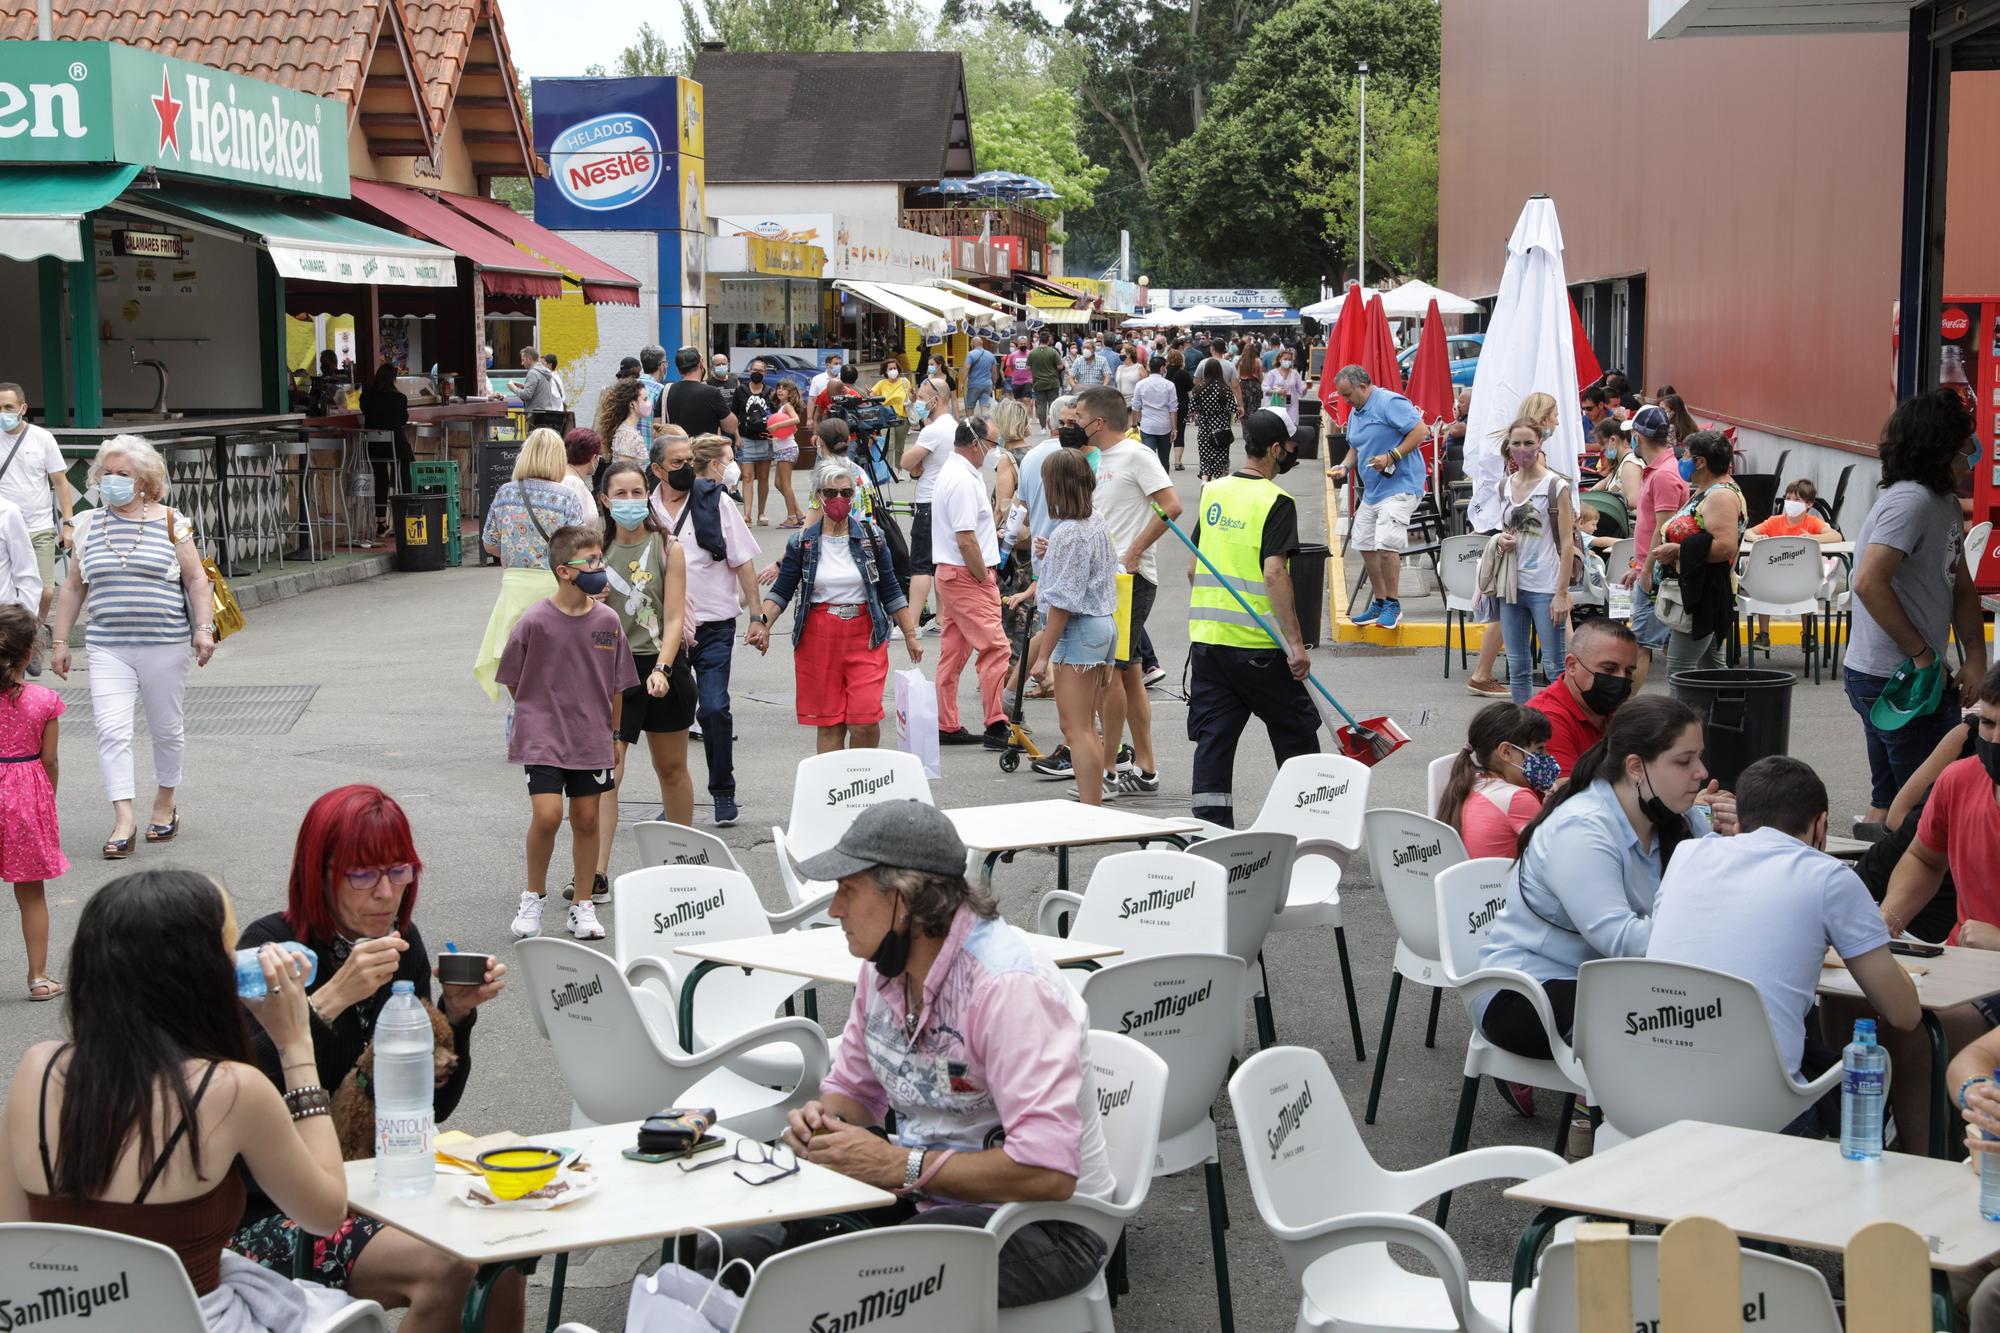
0, 41, 349, 199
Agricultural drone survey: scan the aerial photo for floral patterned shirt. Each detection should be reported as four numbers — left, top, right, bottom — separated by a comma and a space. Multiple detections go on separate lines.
481, 479, 588, 570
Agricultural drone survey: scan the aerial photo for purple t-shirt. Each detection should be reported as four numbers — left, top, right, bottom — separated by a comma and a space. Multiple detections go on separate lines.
495, 598, 638, 770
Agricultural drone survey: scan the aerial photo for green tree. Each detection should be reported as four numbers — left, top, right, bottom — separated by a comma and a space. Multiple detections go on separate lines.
1295, 80, 1438, 283
1148, 0, 1439, 290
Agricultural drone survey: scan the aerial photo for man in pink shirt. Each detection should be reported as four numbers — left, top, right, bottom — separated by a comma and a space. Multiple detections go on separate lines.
1619, 405, 1687, 665
735, 801, 1116, 1307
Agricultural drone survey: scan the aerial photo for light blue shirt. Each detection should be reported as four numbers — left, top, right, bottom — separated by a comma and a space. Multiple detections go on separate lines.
1071, 354, 1109, 388
1018, 438, 1065, 543
1348, 385, 1427, 504
1474, 780, 1713, 1014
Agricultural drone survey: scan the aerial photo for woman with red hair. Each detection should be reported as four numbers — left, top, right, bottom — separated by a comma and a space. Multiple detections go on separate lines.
229, 784, 519, 1330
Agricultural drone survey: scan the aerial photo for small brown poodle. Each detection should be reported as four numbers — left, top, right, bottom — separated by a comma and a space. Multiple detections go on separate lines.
331, 998, 459, 1161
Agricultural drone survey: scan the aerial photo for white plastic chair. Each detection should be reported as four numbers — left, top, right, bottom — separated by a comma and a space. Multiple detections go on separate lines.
1035, 848, 1229, 966
1080, 953, 1248, 1332
1438, 531, 1485, 679
1193, 752, 1373, 1061
0, 1222, 390, 1331
1432, 858, 1590, 1228
1426, 754, 1455, 823
611, 864, 831, 1085
770, 824, 837, 929
784, 748, 936, 860
1513, 1233, 1841, 1332
1739, 535, 1827, 681
1573, 958, 1845, 1151
1186, 830, 1297, 1049
1361, 809, 1467, 1125
1227, 1046, 1565, 1333
990, 1031, 1171, 1333
631, 820, 747, 875
515, 937, 828, 1143
737, 1226, 999, 1332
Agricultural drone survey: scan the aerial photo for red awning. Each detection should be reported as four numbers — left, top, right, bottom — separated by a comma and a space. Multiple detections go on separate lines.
344, 179, 564, 300
434, 190, 642, 307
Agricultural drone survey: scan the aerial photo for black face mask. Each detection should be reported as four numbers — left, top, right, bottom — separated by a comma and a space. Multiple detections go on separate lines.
665, 464, 696, 493
1635, 764, 1690, 866
1276, 446, 1299, 475
1578, 668, 1632, 717
870, 893, 911, 979
1058, 423, 1089, 451
1978, 734, 2000, 785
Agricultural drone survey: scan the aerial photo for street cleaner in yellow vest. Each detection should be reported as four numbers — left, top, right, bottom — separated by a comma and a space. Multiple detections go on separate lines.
1183, 410, 1320, 827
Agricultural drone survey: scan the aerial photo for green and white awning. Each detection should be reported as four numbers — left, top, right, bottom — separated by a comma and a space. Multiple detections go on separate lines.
134, 185, 456, 287
0, 165, 141, 262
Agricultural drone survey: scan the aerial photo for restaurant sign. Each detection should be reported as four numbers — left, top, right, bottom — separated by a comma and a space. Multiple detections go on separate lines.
746, 234, 823, 279
0, 42, 349, 199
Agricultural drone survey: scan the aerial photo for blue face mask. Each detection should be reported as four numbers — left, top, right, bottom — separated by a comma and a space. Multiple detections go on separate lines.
0, 412, 19, 434
909, 401, 930, 424
1518, 748, 1561, 795
100, 474, 136, 507
608, 499, 650, 530
1086, 448, 1102, 475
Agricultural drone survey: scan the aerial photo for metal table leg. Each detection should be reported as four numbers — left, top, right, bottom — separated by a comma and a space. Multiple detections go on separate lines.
1927, 1010, 1954, 1159
677, 959, 723, 1052
1509, 1207, 1575, 1319
460, 1259, 532, 1333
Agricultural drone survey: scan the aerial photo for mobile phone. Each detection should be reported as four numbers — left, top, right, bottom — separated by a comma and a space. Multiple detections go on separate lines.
1890, 940, 1944, 958
622, 1136, 728, 1165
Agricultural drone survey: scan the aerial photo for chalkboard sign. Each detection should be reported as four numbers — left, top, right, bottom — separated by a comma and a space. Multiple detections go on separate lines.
477, 441, 522, 519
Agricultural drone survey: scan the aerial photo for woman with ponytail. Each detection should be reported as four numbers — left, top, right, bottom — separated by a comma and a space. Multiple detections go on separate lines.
1436, 702, 1556, 858
1472, 695, 1716, 1059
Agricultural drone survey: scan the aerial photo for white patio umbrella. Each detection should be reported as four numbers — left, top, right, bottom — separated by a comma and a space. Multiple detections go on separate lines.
1299, 295, 1344, 320
1465, 196, 1588, 531
1173, 303, 1242, 326
1375, 279, 1482, 320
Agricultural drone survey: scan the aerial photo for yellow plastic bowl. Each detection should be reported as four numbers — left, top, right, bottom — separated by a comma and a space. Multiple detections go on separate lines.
476, 1147, 563, 1200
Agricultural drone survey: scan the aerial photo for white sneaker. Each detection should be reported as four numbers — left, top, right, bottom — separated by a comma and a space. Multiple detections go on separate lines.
567, 900, 606, 940
509, 891, 545, 939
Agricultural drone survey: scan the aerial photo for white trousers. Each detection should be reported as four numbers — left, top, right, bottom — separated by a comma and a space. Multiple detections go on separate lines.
85, 641, 191, 803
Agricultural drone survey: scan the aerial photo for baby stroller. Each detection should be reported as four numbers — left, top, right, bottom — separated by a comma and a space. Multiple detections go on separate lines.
995, 538, 1045, 774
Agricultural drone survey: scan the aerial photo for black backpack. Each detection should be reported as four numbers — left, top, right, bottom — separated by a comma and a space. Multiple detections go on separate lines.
740, 392, 770, 437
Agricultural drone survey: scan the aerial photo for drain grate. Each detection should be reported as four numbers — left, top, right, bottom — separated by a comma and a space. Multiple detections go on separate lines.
55, 685, 318, 737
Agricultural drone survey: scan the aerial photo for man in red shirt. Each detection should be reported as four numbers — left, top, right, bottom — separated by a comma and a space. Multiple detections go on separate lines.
1525, 618, 1641, 776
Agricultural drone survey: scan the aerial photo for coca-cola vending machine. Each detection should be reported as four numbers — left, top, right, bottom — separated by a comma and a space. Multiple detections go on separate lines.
1941, 298, 2000, 592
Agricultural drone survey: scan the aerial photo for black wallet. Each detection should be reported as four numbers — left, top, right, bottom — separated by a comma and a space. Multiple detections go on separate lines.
638, 1107, 716, 1155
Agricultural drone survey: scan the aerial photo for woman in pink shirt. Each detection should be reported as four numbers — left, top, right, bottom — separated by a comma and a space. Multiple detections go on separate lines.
1435, 702, 1558, 858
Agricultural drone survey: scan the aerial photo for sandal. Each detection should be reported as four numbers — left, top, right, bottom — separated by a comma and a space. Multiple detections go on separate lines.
28, 977, 62, 1002
145, 810, 179, 842
778, 516, 804, 529
102, 834, 133, 860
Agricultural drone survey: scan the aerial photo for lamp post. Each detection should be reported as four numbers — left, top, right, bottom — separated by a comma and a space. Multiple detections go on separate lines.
1356, 61, 1369, 287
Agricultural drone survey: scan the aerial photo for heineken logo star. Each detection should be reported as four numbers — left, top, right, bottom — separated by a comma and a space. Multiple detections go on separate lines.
152, 66, 183, 158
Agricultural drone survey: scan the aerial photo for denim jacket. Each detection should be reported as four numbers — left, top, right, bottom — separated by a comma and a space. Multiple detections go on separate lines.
766, 517, 908, 650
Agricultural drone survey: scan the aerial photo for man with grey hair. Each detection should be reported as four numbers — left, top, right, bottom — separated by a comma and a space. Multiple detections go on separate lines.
638, 343, 668, 424
742, 799, 1113, 1306
1331, 363, 1428, 631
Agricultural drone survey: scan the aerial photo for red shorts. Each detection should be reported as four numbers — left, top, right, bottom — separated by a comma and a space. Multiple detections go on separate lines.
796, 605, 889, 727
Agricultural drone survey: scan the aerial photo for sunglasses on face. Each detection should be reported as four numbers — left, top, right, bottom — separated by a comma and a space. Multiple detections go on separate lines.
823, 487, 855, 499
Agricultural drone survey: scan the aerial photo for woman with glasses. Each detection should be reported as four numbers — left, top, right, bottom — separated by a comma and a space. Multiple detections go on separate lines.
230, 784, 517, 1331
758, 460, 923, 754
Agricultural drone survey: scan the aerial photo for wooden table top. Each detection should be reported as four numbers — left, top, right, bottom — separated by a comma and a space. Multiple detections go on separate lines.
1504, 1120, 2000, 1272
1818, 941, 2000, 1012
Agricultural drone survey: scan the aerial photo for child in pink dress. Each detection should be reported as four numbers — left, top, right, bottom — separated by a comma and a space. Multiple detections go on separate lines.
0, 605, 67, 1000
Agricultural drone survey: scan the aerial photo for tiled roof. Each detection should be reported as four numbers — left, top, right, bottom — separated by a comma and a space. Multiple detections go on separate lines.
399, 0, 478, 141
692, 49, 973, 184
0, 1, 387, 106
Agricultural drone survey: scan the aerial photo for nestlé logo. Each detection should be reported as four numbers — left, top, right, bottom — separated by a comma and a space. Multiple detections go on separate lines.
551, 112, 662, 212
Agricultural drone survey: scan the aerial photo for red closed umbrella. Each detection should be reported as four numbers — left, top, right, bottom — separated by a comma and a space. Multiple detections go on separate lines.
1363, 293, 1404, 396
1320, 284, 1372, 426
1568, 292, 1603, 390
1405, 299, 1456, 427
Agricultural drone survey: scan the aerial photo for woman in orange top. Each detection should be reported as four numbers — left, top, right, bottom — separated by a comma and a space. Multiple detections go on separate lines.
1743, 478, 1843, 646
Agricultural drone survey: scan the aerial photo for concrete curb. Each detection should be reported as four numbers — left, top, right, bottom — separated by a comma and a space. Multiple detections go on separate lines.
232, 553, 397, 611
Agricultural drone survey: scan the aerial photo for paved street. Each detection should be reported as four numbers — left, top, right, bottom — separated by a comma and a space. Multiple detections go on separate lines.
0, 445, 1878, 1330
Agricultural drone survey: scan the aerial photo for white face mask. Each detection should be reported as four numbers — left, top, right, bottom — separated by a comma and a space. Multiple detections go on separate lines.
722, 460, 742, 490
886, 367, 899, 379
1783, 498, 1809, 520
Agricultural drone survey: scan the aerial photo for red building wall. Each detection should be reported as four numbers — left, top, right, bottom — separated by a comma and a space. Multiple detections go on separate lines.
1440, 0, 2000, 452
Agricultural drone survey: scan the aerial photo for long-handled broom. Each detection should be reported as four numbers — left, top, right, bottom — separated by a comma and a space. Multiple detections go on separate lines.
1152, 502, 1409, 766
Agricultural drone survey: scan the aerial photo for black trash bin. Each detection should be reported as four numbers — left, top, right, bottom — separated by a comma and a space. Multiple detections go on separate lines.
390, 493, 449, 573
1291, 543, 1330, 648
1668, 667, 1798, 790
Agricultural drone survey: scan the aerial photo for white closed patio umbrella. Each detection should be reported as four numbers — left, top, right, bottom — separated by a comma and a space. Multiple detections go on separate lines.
1464, 195, 1587, 532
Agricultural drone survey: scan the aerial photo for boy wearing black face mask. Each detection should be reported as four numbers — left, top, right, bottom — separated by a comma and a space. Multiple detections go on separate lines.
1527, 618, 1641, 778
496, 525, 638, 943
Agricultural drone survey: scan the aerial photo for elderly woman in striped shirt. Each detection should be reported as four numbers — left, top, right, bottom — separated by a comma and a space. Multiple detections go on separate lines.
49, 436, 216, 859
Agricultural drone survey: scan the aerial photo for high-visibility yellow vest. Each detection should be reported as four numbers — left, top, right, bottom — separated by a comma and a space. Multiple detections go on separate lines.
1189, 475, 1283, 648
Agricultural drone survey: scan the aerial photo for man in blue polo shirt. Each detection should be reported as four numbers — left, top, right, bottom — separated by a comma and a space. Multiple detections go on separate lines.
1332, 364, 1428, 629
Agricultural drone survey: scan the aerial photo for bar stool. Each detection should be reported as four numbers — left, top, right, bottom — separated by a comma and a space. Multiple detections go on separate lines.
272, 440, 319, 561
223, 438, 283, 573
303, 431, 356, 553
159, 442, 221, 564
411, 420, 445, 465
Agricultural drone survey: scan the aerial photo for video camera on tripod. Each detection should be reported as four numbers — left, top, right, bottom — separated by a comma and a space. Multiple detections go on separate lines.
829, 393, 903, 488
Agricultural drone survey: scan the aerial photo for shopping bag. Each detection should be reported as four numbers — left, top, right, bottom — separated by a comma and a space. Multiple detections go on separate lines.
895, 666, 942, 779
623, 1262, 742, 1333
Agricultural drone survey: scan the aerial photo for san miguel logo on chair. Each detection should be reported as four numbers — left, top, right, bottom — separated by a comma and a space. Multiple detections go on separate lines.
809, 1263, 947, 1331
652, 891, 725, 934
0, 1271, 132, 1326
1266, 1082, 1314, 1160
1625, 997, 1723, 1036
826, 773, 895, 806
550, 975, 604, 1012
1119, 873, 1196, 920
1466, 895, 1506, 933
1295, 781, 1350, 808
1393, 839, 1443, 868
1224, 850, 1273, 885
1118, 981, 1213, 1034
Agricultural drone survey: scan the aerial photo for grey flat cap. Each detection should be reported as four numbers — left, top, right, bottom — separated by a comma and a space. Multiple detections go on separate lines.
795, 800, 967, 881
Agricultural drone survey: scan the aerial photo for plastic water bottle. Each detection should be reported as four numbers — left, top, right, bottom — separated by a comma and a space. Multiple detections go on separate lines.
1841, 1018, 1886, 1162
234, 942, 318, 998
373, 981, 437, 1198
1981, 1069, 2000, 1221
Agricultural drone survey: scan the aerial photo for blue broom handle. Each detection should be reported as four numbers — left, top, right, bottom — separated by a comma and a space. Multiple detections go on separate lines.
1151, 503, 1365, 730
